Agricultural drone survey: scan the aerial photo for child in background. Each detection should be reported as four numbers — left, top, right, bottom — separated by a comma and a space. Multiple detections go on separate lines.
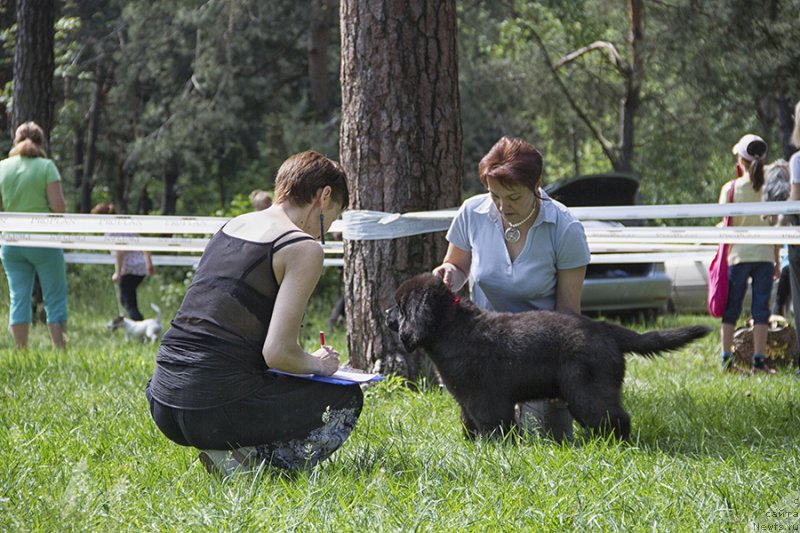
718, 134, 778, 374
249, 189, 273, 211
90, 203, 155, 320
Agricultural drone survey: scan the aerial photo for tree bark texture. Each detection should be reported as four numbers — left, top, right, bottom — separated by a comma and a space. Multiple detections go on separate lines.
619, 0, 643, 172
340, 0, 462, 380
308, 0, 336, 117
777, 95, 794, 159
161, 158, 178, 215
80, 63, 108, 213
12, 0, 55, 141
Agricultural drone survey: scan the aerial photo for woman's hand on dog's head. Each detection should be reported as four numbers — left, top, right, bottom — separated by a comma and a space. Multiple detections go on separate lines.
312, 346, 341, 376
432, 262, 466, 291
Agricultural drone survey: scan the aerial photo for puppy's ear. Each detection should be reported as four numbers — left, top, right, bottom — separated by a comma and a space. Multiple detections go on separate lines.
398, 289, 440, 352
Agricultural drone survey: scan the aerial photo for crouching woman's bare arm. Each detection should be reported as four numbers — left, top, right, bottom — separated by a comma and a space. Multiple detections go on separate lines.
262, 240, 340, 376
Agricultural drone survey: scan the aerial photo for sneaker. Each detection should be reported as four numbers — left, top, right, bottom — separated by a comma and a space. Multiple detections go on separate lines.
198, 447, 257, 477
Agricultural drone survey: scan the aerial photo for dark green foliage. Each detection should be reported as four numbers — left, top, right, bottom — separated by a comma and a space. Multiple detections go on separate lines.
2, 0, 798, 215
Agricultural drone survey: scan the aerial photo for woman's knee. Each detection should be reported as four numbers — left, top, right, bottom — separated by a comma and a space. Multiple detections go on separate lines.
37, 264, 69, 323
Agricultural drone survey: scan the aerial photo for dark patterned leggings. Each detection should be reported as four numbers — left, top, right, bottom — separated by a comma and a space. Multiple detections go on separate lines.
252, 399, 361, 469
146, 379, 363, 471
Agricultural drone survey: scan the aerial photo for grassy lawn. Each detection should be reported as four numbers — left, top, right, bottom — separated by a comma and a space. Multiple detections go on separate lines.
1, 266, 799, 531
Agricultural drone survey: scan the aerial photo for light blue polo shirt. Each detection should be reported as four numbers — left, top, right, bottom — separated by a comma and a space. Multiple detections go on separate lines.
446, 191, 590, 312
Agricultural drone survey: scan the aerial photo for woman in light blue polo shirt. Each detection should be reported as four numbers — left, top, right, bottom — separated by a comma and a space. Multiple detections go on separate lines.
433, 136, 590, 440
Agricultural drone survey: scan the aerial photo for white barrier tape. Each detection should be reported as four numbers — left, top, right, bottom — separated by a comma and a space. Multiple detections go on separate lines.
61, 250, 706, 267
570, 201, 800, 221
0, 212, 225, 233
342, 210, 452, 240
3, 201, 799, 244
3, 227, 797, 251
0, 233, 345, 253
1, 202, 797, 240
62, 252, 344, 268
344, 203, 800, 240
585, 226, 800, 244
64, 252, 203, 267
588, 243, 716, 253
0, 212, 346, 235
0, 233, 208, 251
372, 201, 800, 224
590, 251, 713, 264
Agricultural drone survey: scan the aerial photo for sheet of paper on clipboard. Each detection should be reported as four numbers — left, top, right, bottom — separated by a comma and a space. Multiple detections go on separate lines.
267, 367, 385, 386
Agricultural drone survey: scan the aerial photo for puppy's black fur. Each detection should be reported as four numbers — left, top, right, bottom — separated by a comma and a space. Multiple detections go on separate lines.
385, 273, 711, 440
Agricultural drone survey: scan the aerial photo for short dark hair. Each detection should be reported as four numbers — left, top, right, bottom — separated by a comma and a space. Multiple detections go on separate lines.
478, 137, 543, 194
274, 151, 349, 209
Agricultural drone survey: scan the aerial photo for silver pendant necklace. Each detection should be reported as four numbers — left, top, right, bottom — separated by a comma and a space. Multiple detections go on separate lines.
503, 203, 539, 243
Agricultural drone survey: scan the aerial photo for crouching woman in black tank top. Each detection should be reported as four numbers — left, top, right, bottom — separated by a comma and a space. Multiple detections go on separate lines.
146, 151, 362, 475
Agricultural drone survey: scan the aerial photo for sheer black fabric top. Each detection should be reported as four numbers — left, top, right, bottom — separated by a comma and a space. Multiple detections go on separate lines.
148, 228, 315, 409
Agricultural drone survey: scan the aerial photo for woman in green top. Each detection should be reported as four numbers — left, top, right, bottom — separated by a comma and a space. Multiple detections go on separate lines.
0, 122, 67, 349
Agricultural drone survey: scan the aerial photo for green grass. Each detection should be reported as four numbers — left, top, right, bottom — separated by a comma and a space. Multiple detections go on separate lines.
1, 267, 799, 531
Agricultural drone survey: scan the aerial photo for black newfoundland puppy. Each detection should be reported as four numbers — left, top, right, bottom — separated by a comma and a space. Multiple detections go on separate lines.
385, 273, 711, 440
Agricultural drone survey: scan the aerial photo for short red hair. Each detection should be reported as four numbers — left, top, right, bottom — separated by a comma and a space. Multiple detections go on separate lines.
478, 137, 543, 194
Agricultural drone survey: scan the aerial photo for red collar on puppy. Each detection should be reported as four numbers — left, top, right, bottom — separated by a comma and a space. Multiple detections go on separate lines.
447, 287, 460, 307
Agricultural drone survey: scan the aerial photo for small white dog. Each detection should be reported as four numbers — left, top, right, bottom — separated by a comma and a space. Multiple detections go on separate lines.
107, 303, 163, 343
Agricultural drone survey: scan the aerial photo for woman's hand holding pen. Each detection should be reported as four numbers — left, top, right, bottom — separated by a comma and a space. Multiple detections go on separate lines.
314, 330, 340, 376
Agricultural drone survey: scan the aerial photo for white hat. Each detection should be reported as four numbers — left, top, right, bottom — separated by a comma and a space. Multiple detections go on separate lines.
731, 134, 768, 162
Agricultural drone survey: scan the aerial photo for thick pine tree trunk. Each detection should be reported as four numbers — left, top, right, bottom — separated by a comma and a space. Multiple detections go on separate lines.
308, 0, 336, 118
12, 0, 55, 140
339, 0, 462, 380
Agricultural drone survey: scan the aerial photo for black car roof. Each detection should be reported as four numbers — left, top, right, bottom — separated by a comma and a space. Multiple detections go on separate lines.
543, 172, 641, 207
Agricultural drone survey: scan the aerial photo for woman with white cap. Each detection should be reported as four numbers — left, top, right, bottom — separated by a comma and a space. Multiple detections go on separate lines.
718, 133, 779, 374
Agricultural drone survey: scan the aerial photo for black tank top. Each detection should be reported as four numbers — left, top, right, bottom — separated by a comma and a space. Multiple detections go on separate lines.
148, 228, 315, 409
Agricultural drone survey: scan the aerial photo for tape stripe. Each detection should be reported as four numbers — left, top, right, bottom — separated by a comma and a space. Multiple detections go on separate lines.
3, 227, 796, 254
372, 201, 800, 222
62, 252, 343, 268
2, 202, 798, 236
0, 212, 345, 234
0, 233, 343, 253
585, 226, 800, 244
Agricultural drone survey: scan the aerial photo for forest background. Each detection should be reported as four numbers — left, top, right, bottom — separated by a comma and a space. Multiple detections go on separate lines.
2, 0, 799, 218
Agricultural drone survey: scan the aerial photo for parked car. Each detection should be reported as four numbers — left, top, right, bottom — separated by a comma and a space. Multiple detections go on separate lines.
544, 172, 673, 315
665, 251, 786, 318
664, 254, 713, 314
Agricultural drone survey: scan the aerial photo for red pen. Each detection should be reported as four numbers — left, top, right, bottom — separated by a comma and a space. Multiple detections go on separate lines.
319, 330, 325, 347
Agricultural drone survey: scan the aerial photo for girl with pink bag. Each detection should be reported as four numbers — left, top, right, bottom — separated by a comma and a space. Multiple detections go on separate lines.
718, 134, 780, 374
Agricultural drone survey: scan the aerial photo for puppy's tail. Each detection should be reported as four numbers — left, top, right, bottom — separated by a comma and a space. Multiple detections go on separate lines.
610, 324, 711, 358
150, 303, 161, 320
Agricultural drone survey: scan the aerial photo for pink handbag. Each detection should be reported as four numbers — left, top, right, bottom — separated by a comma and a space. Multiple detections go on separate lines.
707, 181, 735, 318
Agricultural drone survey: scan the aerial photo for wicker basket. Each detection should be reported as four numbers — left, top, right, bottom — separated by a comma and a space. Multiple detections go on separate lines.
732, 314, 799, 367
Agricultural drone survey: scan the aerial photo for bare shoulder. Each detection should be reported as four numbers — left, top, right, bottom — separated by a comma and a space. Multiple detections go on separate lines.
222, 210, 291, 242
272, 236, 323, 284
